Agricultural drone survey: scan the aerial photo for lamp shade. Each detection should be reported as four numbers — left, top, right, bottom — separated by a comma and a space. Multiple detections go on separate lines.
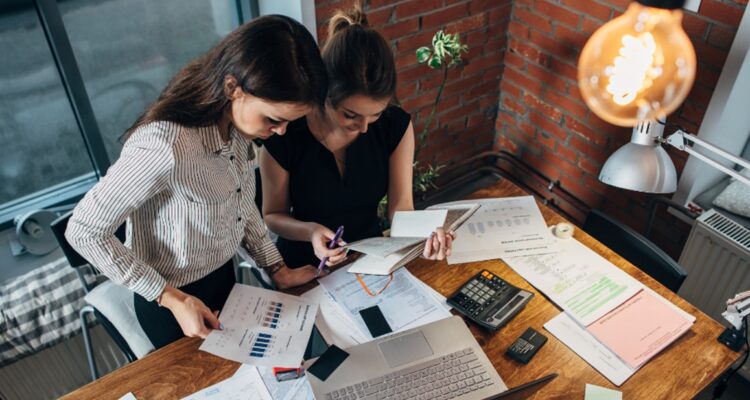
599, 143, 677, 193
598, 119, 677, 193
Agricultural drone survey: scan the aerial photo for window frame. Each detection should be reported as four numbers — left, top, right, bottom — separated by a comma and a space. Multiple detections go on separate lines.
0, 0, 258, 229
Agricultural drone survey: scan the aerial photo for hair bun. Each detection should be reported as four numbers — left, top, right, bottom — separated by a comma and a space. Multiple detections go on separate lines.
328, 4, 369, 37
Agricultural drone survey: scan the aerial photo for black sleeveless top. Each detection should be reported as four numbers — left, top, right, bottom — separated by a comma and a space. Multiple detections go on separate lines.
263, 106, 411, 268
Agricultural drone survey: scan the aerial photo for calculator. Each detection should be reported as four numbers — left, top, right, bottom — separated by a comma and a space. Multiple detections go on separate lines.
447, 270, 534, 331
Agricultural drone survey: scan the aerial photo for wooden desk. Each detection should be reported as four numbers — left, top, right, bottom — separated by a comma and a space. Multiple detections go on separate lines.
62, 179, 741, 400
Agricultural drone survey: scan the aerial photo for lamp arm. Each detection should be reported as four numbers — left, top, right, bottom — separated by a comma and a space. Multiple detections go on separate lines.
665, 130, 750, 187
723, 290, 750, 331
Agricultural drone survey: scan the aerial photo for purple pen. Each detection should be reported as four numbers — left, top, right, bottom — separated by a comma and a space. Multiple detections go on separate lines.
316, 225, 344, 277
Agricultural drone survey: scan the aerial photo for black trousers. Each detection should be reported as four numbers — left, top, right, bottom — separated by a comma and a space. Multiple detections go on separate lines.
134, 260, 236, 350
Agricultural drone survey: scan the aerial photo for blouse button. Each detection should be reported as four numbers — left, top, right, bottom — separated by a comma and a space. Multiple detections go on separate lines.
236, 188, 241, 193
229, 155, 235, 161
237, 217, 242, 222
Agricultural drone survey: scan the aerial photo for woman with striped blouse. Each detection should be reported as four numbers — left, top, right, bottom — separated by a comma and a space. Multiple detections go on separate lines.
66, 15, 328, 349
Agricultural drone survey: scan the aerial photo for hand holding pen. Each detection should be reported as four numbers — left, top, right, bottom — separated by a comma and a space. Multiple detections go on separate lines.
311, 225, 346, 277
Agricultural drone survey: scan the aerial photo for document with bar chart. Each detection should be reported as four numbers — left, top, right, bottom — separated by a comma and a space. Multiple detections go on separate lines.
200, 284, 318, 367
442, 196, 558, 264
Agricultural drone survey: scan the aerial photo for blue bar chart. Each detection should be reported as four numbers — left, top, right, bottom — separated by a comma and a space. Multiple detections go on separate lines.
249, 333, 275, 358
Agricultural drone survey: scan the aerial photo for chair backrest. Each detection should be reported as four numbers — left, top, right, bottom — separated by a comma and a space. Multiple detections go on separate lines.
583, 209, 687, 292
50, 212, 144, 361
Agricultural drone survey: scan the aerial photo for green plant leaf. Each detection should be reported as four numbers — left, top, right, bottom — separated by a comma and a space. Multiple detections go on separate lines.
428, 56, 441, 69
433, 41, 446, 62
416, 47, 432, 63
432, 30, 444, 47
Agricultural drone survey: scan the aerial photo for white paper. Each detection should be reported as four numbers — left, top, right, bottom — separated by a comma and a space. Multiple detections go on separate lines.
544, 313, 637, 386
346, 248, 412, 275
318, 267, 452, 339
233, 365, 315, 400
505, 238, 642, 326
390, 209, 448, 237
182, 364, 272, 400
301, 285, 368, 349
200, 284, 318, 367
442, 197, 557, 264
118, 394, 137, 400
345, 236, 424, 258
585, 384, 623, 400
425, 202, 481, 232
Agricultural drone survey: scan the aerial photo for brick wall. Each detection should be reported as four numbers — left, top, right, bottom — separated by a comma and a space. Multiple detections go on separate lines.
314, 0, 512, 166
494, 0, 747, 258
311, 1, 748, 259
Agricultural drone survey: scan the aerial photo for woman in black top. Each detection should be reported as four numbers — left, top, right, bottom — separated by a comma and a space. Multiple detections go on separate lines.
260, 6, 453, 269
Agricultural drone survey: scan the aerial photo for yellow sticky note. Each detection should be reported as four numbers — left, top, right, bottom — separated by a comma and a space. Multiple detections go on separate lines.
585, 384, 622, 400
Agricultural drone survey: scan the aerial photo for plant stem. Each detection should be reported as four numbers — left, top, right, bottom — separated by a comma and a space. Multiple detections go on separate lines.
415, 64, 450, 160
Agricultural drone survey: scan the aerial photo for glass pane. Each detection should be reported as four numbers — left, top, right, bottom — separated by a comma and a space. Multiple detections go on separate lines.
60, 0, 239, 161
0, 2, 93, 206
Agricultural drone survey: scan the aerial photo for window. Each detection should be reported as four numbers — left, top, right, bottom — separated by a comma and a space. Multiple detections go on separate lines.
0, 2, 94, 213
60, 0, 240, 160
0, 0, 249, 226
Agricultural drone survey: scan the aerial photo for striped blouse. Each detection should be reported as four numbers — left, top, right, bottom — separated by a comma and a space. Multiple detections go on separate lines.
66, 121, 282, 301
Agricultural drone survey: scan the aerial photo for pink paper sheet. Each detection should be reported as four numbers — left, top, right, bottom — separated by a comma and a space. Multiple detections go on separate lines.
587, 290, 693, 369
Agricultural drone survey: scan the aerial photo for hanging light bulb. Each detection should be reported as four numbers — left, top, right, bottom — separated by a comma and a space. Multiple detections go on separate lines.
577, 0, 696, 127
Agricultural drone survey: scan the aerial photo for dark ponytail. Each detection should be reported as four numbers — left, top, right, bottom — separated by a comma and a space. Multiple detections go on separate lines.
127, 15, 327, 135
322, 5, 396, 107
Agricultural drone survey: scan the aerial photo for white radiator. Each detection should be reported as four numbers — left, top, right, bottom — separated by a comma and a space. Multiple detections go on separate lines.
0, 325, 128, 400
678, 209, 750, 379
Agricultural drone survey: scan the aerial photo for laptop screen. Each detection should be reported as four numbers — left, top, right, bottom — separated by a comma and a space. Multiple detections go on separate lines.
490, 373, 558, 399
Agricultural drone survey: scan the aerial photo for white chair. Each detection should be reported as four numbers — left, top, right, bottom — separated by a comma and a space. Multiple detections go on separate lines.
50, 212, 153, 380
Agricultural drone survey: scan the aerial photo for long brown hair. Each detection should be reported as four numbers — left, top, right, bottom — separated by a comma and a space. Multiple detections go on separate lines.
322, 5, 397, 107
127, 15, 327, 135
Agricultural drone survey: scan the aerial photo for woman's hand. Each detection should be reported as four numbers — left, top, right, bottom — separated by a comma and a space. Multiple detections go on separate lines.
270, 264, 327, 289
422, 227, 455, 260
309, 223, 347, 266
159, 286, 222, 339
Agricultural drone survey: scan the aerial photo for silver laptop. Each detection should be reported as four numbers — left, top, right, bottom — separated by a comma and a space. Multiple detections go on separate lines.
307, 316, 508, 400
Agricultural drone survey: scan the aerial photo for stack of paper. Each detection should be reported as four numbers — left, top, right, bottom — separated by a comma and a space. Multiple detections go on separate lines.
181, 365, 271, 400
442, 196, 558, 264
544, 286, 695, 385
254, 365, 314, 400
301, 285, 368, 349
509, 237, 696, 385
505, 237, 643, 325
586, 290, 693, 369
316, 267, 452, 341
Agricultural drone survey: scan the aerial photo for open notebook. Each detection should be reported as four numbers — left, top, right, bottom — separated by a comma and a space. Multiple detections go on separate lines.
346, 202, 480, 275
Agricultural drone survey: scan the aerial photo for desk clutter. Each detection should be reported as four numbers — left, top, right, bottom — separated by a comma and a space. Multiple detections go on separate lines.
137, 195, 695, 399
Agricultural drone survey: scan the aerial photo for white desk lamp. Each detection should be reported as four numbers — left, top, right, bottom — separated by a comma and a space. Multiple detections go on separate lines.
578, 0, 750, 378
576, 0, 750, 192
599, 119, 750, 194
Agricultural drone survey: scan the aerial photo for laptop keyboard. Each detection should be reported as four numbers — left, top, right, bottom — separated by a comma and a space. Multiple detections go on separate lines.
323, 347, 495, 400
